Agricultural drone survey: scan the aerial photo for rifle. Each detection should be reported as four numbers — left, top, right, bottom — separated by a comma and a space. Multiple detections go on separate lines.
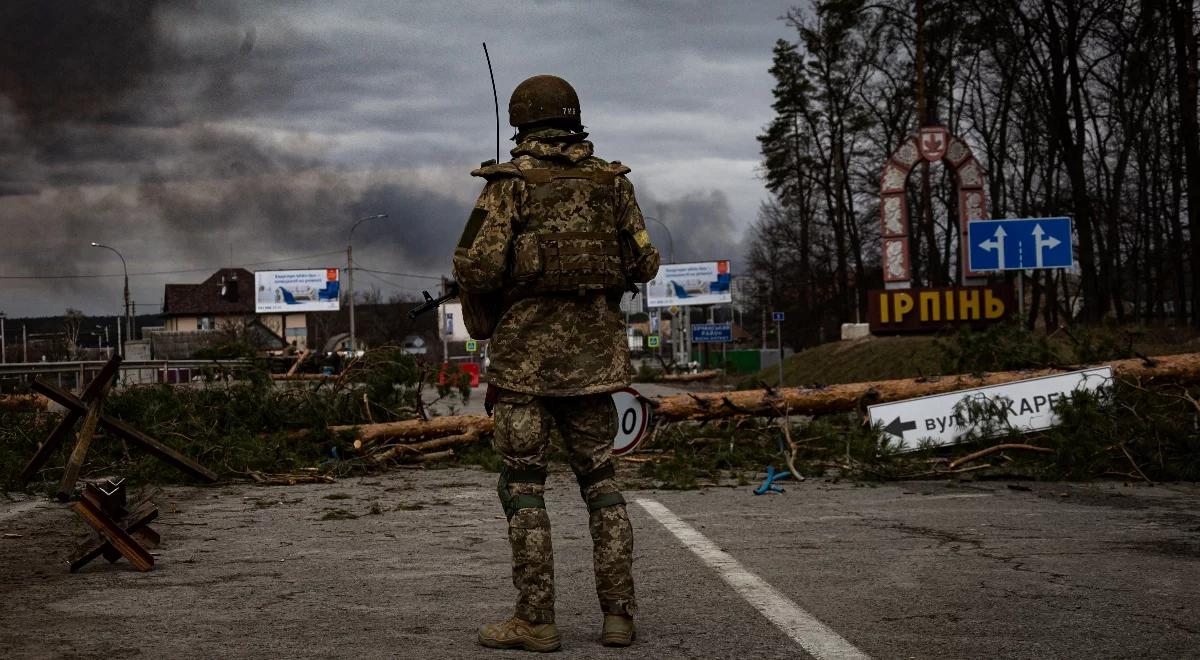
408, 281, 460, 320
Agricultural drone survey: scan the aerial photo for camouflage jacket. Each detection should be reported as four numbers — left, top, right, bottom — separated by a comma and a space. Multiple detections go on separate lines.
452, 132, 659, 396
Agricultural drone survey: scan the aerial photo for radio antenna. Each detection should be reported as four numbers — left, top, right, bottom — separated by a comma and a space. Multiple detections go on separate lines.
483, 42, 500, 163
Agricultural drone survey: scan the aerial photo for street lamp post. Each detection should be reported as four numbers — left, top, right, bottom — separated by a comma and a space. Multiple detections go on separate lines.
643, 216, 674, 264
90, 242, 129, 358
643, 216, 680, 363
347, 214, 388, 355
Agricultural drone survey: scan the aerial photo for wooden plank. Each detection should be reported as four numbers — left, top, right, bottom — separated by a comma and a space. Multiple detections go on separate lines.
56, 380, 114, 501
71, 498, 154, 572
33, 380, 218, 482
99, 417, 218, 482
16, 410, 84, 484
20, 359, 119, 485
66, 503, 158, 573
79, 355, 123, 401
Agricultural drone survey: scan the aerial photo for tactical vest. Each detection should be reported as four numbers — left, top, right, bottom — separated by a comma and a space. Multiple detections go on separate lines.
507, 165, 628, 296
458, 158, 632, 340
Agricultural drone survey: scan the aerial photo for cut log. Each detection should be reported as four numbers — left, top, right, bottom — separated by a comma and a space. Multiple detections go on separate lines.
271, 373, 330, 381
416, 449, 455, 462
248, 470, 336, 486
659, 369, 721, 382
370, 429, 482, 464
947, 443, 1055, 469
301, 415, 493, 447
285, 349, 312, 377
0, 394, 47, 413
652, 352, 1200, 421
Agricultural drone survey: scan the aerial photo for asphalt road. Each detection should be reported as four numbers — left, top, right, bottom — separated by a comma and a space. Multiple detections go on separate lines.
1, 470, 1197, 659
426, 381, 689, 417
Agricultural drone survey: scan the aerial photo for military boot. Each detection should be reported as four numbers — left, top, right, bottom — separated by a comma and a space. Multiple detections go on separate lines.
600, 614, 636, 647
479, 616, 561, 652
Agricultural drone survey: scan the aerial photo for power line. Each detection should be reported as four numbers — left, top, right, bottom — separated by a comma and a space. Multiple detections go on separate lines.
357, 269, 428, 296
0, 250, 346, 280
353, 265, 444, 282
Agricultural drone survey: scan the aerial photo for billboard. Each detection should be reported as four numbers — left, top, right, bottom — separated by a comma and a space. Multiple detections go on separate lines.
255, 269, 341, 313
646, 261, 732, 308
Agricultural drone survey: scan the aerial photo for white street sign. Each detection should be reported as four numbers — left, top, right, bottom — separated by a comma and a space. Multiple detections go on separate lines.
867, 367, 1113, 451
612, 387, 651, 456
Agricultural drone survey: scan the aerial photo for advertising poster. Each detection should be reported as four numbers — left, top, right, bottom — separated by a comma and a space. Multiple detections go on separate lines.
255, 269, 341, 313
646, 261, 732, 308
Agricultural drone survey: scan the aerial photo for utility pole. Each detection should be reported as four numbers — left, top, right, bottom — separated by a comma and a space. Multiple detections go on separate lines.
22, 324, 27, 362
347, 213, 388, 355
1, 312, 6, 364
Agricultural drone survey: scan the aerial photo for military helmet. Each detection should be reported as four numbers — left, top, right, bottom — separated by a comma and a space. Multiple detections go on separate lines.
508, 75, 582, 129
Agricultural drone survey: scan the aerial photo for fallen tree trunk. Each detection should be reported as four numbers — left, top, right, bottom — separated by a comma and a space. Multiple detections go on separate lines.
285, 352, 1200, 445
947, 443, 1055, 469
370, 429, 481, 464
290, 415, 493, 447
652, 352, 1200, 421
271, 373, 330, 381
285, 349, 312, 377
0, 394, 47, 413
659, 369, 721, 383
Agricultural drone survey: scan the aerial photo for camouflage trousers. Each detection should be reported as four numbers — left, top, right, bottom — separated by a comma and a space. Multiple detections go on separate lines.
492, 389, 636, 624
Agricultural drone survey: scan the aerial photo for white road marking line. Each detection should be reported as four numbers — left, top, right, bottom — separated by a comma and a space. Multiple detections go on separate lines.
636, 497, 871, 660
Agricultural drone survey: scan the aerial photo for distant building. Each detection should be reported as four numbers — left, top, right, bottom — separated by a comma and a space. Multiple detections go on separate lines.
161, 268, 306, 352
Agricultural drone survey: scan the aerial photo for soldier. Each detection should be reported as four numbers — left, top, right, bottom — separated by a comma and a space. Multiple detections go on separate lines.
453, 74, 660, 652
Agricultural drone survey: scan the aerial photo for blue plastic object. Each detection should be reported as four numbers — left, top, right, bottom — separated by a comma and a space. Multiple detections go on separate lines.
753, 465, 791, 495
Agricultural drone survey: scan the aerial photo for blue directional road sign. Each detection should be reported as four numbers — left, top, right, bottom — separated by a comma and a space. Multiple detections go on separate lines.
772, 311, 785, 322
968, 217, 1073, 272
691, 323, 733, 343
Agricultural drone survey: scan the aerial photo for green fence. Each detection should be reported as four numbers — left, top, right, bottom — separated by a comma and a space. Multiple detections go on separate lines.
689, 349, 764, 373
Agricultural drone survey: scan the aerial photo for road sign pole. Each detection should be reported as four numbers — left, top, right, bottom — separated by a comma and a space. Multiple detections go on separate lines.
1018, 270, 1025, 323
722, 304, 728, 372
776, 317, 783, 387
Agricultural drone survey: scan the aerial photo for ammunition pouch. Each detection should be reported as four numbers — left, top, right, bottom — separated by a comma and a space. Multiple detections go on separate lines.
497, 466, 547, 520
577, 461, 626, 512
509, 231, 626, 296
506, 164, 629, 297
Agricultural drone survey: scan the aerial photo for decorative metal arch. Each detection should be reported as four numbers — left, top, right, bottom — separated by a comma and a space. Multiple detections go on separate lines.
879, 126, 987, 288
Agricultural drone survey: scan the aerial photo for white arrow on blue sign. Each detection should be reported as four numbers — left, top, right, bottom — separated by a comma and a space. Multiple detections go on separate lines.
968, 217, 1073, 272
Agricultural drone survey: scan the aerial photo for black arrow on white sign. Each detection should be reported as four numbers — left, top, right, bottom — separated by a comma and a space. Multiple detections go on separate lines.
883, 417, 917, 438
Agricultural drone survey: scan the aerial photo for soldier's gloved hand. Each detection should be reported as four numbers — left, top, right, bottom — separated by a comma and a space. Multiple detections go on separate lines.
484, 383, 498, 417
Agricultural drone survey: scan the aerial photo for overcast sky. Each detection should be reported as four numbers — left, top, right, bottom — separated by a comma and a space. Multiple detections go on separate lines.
0, 1, 800, 317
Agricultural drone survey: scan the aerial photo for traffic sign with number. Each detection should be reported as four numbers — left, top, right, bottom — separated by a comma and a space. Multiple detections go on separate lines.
612, 388, 650, 456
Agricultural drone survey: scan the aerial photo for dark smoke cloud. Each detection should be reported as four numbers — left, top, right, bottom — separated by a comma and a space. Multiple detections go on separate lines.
0, 1, 469, 314
0, 1, 162, 126
644, 189, 743, 271
0, 1, 788, 316
350, 183, 472, 272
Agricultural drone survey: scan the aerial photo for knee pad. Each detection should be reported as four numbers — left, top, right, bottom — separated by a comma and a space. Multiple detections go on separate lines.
577, 461, 626, 512
498, 466, 547, 520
